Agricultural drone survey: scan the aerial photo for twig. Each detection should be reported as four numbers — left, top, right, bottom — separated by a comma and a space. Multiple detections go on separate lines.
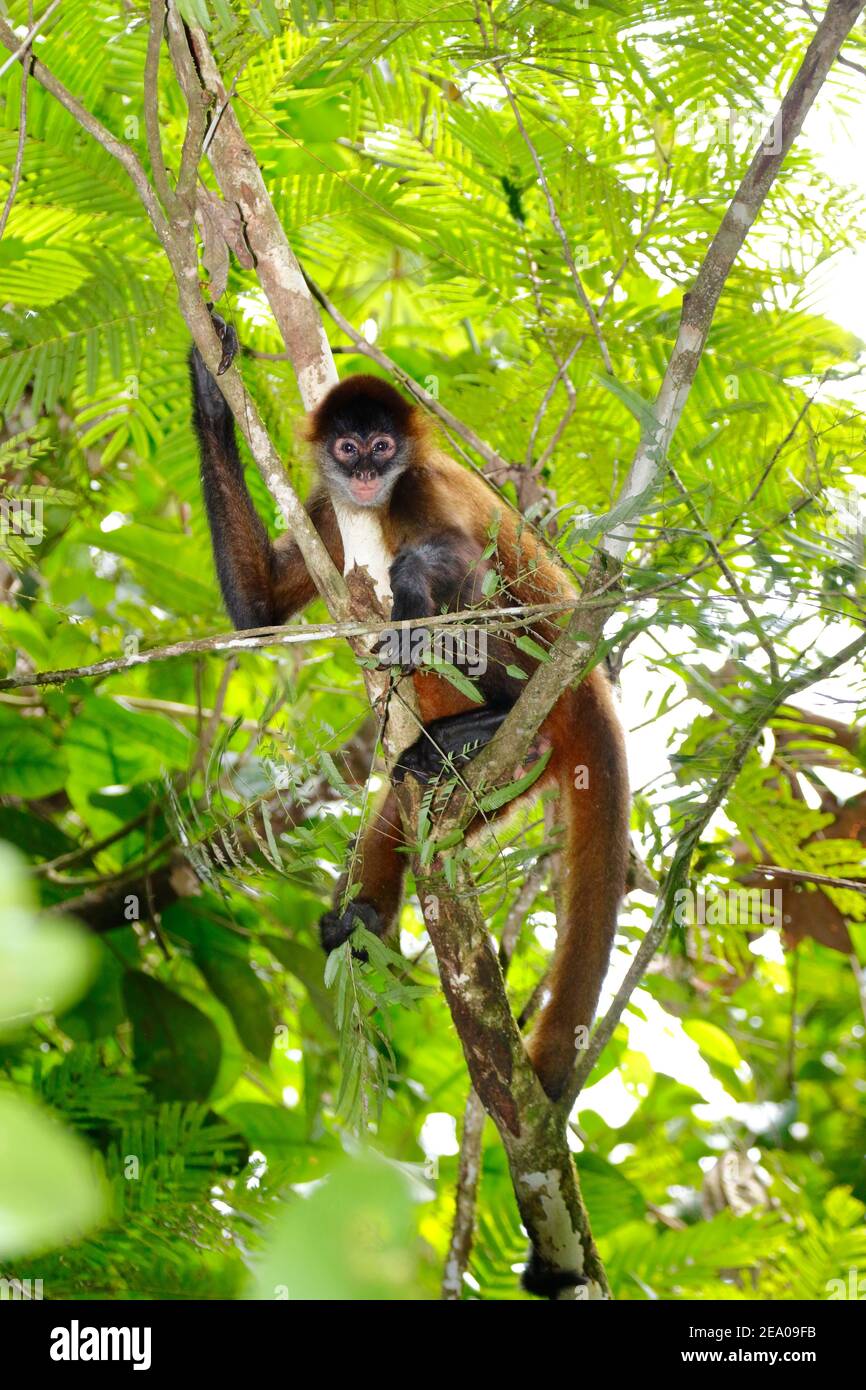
0, 33, 29, 240
144, 0, 175, 213
0, 0, 60, 80
801, 0, 866, 77
668, 464, 780, 681
525, 341, 580, 469
1, 15, 350, 619
753, 864, 866, 893
0, 14, 168, 239
599, 0, 866, 565
0, 600, 587, 691
850, 953, 866, 1028
192, 655, 237, 776
441, 1090, 486, 1300
457, 0, 866, 806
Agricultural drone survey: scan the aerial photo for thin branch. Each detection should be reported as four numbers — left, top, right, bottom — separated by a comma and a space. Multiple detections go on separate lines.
717, 381, 825, 546
0, 600, 586, 692
801, 0, 866, 77
455, 0, 866, 806
176, 84, 212, 209
598, 171, 670, 319
144, 0, 174, 213
0, 15, 168, 241
0, 36, 29, 240
850, 953, 866, 1028
164, 3, 338, 410
191, 654, 236, 776
668, 464, 780, 681
525, 340, 580, 469
753, 864, 866, 893
0, 0, 60, 80
600, 0, 866, 565
441, 1090, 486, 1300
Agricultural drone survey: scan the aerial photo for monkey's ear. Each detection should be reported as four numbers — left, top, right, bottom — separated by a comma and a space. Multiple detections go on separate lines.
296, 409, 320, 449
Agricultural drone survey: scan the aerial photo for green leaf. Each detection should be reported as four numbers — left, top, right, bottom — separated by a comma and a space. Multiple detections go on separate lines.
0, 723, 68, 799
0, 1092, 107, 1259
0, 844, 97, 1036
515, 635, 549, 663
683, 1019, 743, 1069
245, 1151, 423, 1300
123, 972, 221, 1101
478, 747, 552, 812
423, 658, 485, 704
224, 1102, 336, 1181
591, 370, 660, 434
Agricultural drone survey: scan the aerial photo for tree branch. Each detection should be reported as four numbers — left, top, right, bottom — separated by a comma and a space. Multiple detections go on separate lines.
163, 3, 338, 409
405, 832, 609, 1299
0, 602, 585, 692
441, 865, 546, 1299
0, 0, 60, 81
144, 0, 175, 214
0, 27, 29, 241
600, 0, 866, 565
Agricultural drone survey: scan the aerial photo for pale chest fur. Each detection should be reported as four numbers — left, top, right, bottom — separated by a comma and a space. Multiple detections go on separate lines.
333, 501, 394, 607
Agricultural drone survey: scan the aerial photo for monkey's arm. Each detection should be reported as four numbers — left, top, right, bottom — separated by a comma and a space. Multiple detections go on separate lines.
389, 529, 488, 622
190, 333, 341, 629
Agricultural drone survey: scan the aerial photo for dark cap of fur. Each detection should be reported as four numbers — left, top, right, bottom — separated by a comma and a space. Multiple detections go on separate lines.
303, 374, 422, 444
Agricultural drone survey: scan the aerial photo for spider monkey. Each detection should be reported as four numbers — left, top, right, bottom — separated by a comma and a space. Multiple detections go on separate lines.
189, 314, 630, 1118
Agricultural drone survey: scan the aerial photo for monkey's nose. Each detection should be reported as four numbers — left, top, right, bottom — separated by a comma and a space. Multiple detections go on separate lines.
354, 468, 378, 483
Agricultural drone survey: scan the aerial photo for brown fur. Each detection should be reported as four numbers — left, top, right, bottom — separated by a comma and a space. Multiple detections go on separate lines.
307, 393, 630, 1103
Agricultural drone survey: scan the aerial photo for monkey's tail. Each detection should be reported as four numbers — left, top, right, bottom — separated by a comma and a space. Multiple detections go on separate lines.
526, 675, 630, 1102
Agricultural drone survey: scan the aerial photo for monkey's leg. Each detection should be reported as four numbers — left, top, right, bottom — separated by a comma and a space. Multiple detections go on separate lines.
392, 706, 512, 783
319, 789, 408, 953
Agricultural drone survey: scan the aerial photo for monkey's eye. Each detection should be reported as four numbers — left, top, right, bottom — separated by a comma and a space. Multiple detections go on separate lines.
372, 436, 396, 459
334, 438, 357, 458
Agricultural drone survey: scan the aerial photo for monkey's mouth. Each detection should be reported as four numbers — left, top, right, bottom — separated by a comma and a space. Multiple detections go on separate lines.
348, 477, 383, 505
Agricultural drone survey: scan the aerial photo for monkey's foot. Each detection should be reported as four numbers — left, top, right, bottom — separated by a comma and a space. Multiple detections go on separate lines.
190, 308, 239, 409
207, 305, 239, 377
392, 707, 510, 784
319, 899, 383, 956
521, 1246, 587, 1300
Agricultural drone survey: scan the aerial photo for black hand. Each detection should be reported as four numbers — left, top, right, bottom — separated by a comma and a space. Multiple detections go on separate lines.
319, 899, 383, 956
206, 303, 240, 376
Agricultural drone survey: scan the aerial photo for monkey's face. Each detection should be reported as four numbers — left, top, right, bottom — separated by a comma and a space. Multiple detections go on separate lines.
321, 429, 410, 509
309, 377, 416, 509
